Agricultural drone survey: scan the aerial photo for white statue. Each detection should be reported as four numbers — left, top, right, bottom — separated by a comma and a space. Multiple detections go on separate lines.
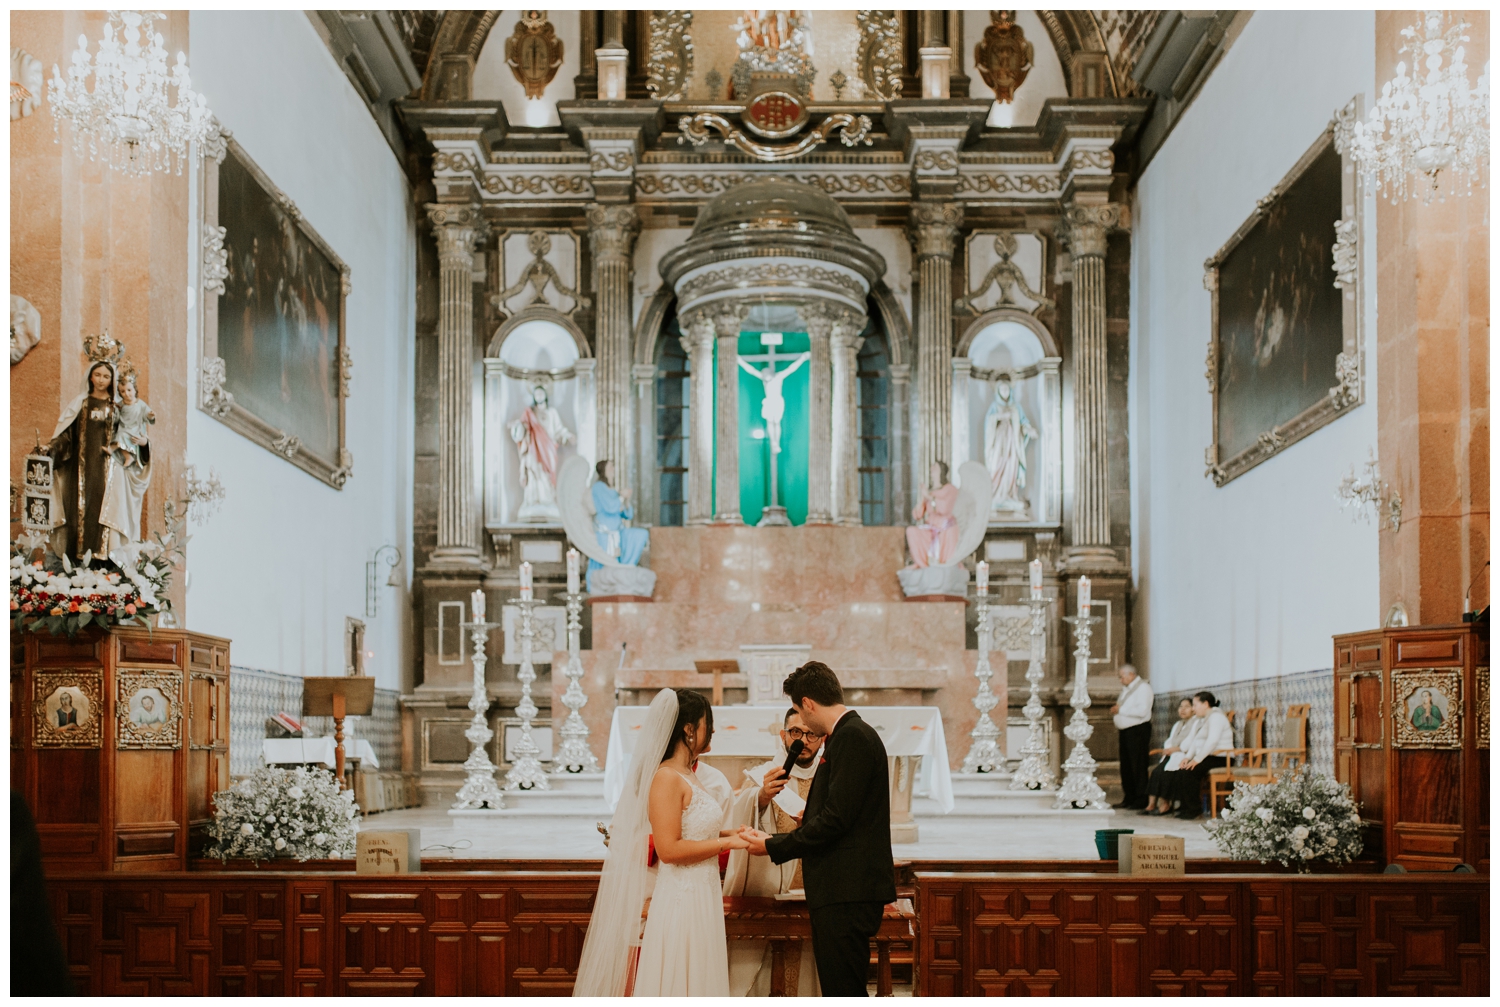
558, 456, 657, 599
738, 350, 808, 458
984, 380, 1036, 515
100, 369, 155, 543
11, 294, 40, 365
509, 384, 574, 523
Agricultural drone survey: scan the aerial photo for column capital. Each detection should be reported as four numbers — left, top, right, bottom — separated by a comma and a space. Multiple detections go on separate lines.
425, 203, 489, 262
631, 362, 657, 384
585, 203, 641, 259
1061, 202, 1121, 259
677, 309, 715, 353
908, 202, 964, 261
709, 302, 749, 338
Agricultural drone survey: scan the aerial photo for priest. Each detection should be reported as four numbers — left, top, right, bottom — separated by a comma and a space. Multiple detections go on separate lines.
721, 708, 824, 996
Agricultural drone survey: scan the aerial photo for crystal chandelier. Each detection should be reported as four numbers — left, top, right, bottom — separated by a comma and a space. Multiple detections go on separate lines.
1346, 10, 1489, 204
46, 10, 216, 176
1335, 451, 1402, 533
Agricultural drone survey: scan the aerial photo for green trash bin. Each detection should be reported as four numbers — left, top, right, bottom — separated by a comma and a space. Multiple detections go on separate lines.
1095, 828, 1134, 860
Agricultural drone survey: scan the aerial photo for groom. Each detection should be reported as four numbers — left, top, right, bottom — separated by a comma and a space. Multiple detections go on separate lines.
741, 662, 896, 996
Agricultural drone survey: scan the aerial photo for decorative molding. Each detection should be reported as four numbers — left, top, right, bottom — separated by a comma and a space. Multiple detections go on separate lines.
271, 432, 301, 459
915, 149, 959, 173
1479, 667, 1489, 748
856, 10, 903, 102
677, 111, 872, 163
200, 356, 234, 417
587, 150, 633, 174
1332, 217, 1359, 290
584, 204, 640, 261
1329, 351, 1360, 411
116, 669, 183, 750
504, 11, 564, 99
646, 11, 693, 102
492, 230, 591, 319
908, 201, 963, 261
1068, 149, 1115, 172
339, 345, 353, 399
677, 261, 866, 308
973, 11, 1033, 103
637, 171, 908, 197
1392, 668, 1462, 750
33, 669, 102, 749
957, 172, 1062, 195
956, 232, 1054, 315
1061, 202, 1120, 258
481, 173, 591, 197
201, 224, 228, 296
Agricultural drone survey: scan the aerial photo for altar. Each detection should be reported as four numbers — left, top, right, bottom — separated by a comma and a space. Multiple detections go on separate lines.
603, 705, 955, 834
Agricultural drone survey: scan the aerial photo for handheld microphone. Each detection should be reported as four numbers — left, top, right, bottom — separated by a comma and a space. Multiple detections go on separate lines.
781, 739, 805, 776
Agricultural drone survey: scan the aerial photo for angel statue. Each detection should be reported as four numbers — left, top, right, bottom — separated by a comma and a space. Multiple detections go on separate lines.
509, 385, 575, 523
984, 380, 1036, 515
557, 456, 657, 600
897, 460, 994, 599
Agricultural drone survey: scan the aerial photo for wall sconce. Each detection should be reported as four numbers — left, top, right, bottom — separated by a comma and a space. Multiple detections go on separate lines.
365, 545, 402, 619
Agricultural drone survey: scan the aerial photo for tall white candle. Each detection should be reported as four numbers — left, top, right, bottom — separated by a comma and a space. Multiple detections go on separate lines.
1029, 559, 1043, 601
471, 588, 486, 621
520, 561, 533, 601
1078, 575, 1091, 617
975, 560, 989, 595
566, 548, 580, 595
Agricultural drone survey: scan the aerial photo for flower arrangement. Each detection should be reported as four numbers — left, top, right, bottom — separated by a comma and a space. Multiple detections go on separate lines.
1205, 770, 1364, 872
9, 499, 186, 636
205, 765, 359, 863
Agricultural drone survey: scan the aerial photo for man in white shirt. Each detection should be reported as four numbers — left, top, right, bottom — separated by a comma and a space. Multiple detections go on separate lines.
1109, 665, 1153, 810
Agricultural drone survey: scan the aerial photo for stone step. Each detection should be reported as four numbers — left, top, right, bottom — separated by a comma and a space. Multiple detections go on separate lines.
914, 793, 1117, 821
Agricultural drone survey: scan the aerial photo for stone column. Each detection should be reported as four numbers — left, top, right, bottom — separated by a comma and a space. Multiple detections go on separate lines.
1063, 202, 1119, 556
888, 363, 913, 524
830, 311, 867, 526
587, 204, 641, 485
679, 311, 715, 526
632, 362, 658, 526
426, 203, 489, 569
909, 202, 963, 487
711, 304, 748, 524
798, 303, 835, 525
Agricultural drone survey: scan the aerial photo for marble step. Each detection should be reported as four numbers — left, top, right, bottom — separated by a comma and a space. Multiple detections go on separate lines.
915, 791, 1117, 820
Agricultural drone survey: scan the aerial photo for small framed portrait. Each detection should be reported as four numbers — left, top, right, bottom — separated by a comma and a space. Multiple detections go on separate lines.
1393, 668, 1462, 749
24, 453, 53, 489
33, 670, 102, 748
117, 670, 182, 749
23, 492, 53, 531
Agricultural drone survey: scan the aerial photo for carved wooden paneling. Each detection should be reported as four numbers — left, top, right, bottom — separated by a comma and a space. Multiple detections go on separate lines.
917, 873, 1488, 996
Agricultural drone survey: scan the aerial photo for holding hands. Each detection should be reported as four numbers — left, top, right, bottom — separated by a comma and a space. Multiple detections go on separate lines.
737, 827, 772, 857
718, 830, 751, 852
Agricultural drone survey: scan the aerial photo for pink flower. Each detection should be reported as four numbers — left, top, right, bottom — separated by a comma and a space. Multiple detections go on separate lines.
125, 603, 137, 615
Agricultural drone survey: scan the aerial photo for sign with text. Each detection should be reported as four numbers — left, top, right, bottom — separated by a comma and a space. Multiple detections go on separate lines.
356, 830, 421, 874
1118, 834, 1185, 876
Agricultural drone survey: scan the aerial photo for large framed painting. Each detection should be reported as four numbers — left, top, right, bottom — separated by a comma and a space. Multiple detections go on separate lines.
199, 133, 352, 488
1202, 98, 1364, 486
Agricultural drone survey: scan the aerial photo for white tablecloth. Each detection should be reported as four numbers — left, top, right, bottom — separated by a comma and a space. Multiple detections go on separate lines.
603, 705, 952, 813
262, 737, 379, 771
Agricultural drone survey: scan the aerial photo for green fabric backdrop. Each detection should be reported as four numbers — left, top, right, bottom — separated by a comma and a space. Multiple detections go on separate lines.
711, 331, 810, 525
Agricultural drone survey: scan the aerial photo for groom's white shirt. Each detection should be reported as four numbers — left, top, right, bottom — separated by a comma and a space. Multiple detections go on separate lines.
720, 748, 821, 996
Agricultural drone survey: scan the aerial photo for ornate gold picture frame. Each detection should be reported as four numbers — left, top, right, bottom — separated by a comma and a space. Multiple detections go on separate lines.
117, 669, 183, 750
1392, 668, 1462, 750
1477, 667, 1489, 749
198, 129, 352, 489
1203, 97, 1364, 486
33, 669, 103, 748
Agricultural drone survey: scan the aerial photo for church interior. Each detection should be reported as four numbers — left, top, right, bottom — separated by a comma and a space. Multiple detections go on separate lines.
8, 8, 1489, 996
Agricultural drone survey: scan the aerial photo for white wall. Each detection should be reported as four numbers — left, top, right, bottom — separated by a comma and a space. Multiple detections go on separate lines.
186, 11, 415, 691
1130, 11, 1380, 694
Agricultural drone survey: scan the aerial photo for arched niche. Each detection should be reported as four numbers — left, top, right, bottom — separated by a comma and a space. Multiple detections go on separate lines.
952, 315, 1062, 527
482, 315, 595, 531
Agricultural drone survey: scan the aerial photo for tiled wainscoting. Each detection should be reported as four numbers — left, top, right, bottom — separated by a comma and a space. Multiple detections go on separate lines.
1150, 668, 1334, 778
228, 666, 401, 777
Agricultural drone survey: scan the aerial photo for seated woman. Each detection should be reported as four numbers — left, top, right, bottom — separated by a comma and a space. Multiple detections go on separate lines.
906, 462, 960, 567
1152, 691, 1231, 820
1142, 698, 1196, 815
587, 459, 648, 592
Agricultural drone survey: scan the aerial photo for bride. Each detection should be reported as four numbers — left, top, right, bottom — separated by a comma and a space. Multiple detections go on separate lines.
574, 689, 748, 996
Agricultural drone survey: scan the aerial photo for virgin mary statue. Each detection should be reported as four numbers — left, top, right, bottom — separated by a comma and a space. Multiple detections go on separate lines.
509, 385, 575, 522
984, 380, 1036, 515
48, 360, 120, 562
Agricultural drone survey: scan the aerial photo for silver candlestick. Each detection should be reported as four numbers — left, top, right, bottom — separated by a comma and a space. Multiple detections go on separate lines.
552, 582, 599, 773
1054, 612, 1108, 809
961, 591, 1005, 773
453, 595, 505, 810
1010, 592, 1056, 791
504, 596, 550, 791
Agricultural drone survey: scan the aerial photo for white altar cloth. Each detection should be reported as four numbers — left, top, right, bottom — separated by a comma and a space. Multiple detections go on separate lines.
262, 737, 380, 771
603, 705, 953, 813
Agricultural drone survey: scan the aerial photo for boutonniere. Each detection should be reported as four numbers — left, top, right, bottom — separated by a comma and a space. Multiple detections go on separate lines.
819, 756, 827, 765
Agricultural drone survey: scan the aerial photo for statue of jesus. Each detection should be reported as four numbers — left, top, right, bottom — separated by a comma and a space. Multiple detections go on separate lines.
738, 351, 809, 458
509, 385, 575, 523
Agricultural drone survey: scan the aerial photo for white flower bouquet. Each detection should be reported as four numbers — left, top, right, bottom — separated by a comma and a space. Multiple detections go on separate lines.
1205, 770, 1364, 872
205, 765, 359, 862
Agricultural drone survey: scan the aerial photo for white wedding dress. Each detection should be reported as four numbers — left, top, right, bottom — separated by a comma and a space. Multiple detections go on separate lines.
632, 770, 730, 997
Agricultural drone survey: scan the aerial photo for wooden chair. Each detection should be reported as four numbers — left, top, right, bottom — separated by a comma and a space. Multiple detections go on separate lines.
1208, 707, 1265, 815
1210, 704, 1310, 815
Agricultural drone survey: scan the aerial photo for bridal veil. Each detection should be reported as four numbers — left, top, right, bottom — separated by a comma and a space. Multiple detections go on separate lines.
572, 688, 677, 997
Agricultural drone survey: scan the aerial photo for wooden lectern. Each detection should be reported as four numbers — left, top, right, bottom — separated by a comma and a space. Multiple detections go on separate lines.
303, 677, 376, 789
694, 660, 738, 706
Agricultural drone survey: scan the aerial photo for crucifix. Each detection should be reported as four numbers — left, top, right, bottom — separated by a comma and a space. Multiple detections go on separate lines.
738, 332, 809, 527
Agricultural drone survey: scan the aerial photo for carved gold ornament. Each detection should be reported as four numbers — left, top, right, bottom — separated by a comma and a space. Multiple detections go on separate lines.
646, 11, 693, 102
1392, 668, 1462, 749
975, 11, 1034, 103
1478, 667, 1489, 748
33, 669, 103, 748
505, 12, 564, 100
856, 10, 902, 102
117, 669, 183, 750
678, 111, 872, 164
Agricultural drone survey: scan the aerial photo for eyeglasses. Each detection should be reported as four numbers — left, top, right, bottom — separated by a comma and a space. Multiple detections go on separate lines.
784, 728, 824, 741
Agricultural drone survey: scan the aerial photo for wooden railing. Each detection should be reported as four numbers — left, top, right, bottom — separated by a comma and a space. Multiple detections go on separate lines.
915, 871, 1488, 996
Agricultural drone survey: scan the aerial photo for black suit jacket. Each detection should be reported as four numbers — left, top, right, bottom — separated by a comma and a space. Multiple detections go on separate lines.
764, 711, 897, 910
